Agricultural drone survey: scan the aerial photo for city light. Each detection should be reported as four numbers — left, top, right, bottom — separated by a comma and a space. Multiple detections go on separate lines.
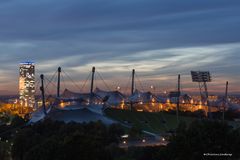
19, 62, 35, 108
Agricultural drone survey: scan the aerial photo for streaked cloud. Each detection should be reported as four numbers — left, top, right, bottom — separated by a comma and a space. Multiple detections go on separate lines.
0, 0, 239, 94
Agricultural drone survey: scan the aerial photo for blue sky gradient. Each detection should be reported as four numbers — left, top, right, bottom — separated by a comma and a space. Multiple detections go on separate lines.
0, 0, 240, 94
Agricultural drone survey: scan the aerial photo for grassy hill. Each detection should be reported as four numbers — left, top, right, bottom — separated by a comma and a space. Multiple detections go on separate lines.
105, 108, 195, 134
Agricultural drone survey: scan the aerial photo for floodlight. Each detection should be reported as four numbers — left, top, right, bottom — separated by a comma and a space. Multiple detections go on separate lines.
191, 71, 212, 118
191, 71, 211, 82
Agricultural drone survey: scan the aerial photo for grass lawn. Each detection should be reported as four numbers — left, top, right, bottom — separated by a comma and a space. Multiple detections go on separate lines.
105, 108, 195, 134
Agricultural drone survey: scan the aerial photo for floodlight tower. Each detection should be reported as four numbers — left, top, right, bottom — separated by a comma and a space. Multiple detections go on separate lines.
191, 71, 212, 118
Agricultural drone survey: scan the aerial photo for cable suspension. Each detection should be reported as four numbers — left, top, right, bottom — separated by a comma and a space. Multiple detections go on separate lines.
135, 74, 145, 92
45, 71, 58, 90
96, 71, 111, 91
80, 72, 91, 92
45, 76, 58, 90
61, 74, 67, 92
62, 70, 82, 91
123, 74, 132, 95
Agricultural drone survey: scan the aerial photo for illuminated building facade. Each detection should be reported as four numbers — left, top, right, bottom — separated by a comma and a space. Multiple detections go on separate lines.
19, 62, 35, 108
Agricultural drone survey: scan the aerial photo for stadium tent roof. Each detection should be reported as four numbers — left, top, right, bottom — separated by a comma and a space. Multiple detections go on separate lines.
29, 88, 118, 124
128, 89, 158, 103
47, 107, 115, 125
29, 105, 51, 123
204, 97, 240, 111
228, 103, 240, 111
29, 104, 116, 125
157, 96, 168, 103
94, 88, 125, 105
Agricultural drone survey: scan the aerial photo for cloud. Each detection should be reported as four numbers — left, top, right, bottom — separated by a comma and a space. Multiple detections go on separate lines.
0, 0, 240, 94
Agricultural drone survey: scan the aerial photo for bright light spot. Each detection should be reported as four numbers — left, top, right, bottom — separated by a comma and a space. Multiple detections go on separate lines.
152, 98, 155, 103
117, 86, 121, 90
191, 99, 194, 104
120, 100, 125, 109
167, 99, 170, 104
121, 134, 129, 138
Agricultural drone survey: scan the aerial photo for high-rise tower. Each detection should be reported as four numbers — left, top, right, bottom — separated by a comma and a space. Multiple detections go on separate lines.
19, 61, 35, 108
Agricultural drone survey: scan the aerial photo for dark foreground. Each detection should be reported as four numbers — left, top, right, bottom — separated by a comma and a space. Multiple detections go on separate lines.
1, 117, 240, 160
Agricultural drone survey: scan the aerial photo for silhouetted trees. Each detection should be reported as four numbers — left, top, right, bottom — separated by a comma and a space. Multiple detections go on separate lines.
12, 119, 124, 160
128, 125, 143, 140
115, 120, 240, 160
0, 141, 11, 160
164, 120, 240, 160
8, 117, 240, 160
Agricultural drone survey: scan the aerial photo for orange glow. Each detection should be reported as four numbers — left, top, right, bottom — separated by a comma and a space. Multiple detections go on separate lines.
120, 100, 125, 109
166, 99, 170, 104
60, 102, 65, 108
152, 98, 155, 103
0, 102, 34, 118
151, 98, 155, 107
159, 104, 163, 110
190, 99, 194, 104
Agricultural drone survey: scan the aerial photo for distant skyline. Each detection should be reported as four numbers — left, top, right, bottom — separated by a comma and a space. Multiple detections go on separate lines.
0, 0, 240, 95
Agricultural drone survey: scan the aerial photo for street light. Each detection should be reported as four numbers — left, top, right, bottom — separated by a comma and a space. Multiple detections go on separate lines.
116, 86, 121, 90
150, 85, 155, 94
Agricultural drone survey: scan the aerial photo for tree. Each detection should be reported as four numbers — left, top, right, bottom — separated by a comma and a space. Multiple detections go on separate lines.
0, 141, 10, 160
129, 125, 142, 140
11, 115, 26, 127
108, 123, 125, 143
165, 120, 240, 160
11, 120, 125, 160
